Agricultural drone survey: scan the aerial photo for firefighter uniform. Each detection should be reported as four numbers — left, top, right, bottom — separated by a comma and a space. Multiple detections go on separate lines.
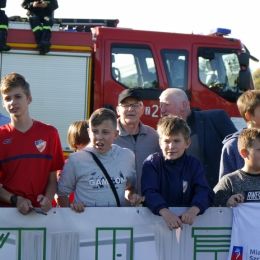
0, 0, 10, 51
21, 0, 58, 55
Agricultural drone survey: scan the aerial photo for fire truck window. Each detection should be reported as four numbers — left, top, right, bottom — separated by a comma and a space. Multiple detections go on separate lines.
161, 50, 188, 90
111, 47, 158, 89
198, 52, 241, 93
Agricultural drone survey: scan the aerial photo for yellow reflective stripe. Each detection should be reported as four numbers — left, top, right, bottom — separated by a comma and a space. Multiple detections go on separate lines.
7, 43, 92, 52
42, 26, 52, 31
32, 26, 42, 32
0, 25, 8, 30
51, 45, 92, 51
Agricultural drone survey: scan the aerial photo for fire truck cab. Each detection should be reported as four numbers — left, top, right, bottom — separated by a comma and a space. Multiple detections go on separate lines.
0, 19, 254, 150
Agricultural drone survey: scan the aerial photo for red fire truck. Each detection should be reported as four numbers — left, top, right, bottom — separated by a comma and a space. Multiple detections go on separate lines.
0, 19, 255, 151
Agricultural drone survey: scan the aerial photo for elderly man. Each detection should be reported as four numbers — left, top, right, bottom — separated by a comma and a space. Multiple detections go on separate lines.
159, 88, 237, 188
114, 89, 161, 195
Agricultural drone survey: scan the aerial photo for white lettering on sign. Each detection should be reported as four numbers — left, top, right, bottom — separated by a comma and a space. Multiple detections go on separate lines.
145, 105, 160, 117
152, 104, 159, 118
145, 107, 151, 115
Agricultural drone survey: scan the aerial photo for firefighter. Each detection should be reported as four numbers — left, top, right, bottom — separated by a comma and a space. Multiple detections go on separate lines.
21, 0, 58, 55
0, 0, 11, 52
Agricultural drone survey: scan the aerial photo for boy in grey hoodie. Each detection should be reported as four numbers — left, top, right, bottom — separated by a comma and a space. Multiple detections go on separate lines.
57, 108, 143, 212
219, 90, 260, 180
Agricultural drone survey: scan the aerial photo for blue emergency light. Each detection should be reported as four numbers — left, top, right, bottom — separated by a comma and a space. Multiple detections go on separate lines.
210, 28, 231, 36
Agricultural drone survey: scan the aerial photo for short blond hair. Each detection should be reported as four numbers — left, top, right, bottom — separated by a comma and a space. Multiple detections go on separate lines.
237, 90, 260, 123
1, 73, 31, 98
157, 115, 191, 140
238, 128, 260, 152
89, 108, 117, 129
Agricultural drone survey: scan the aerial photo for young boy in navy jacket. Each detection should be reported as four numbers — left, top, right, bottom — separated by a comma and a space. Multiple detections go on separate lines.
141, 116, 215, 231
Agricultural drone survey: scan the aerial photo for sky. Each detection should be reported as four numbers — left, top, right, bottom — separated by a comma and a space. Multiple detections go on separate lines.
5, 0, 260, 72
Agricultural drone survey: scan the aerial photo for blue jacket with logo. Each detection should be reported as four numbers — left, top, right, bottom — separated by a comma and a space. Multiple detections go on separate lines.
141, 152, 215, 215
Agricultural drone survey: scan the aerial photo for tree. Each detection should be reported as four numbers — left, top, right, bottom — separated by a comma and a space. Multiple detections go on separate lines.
252, 68, 260, 90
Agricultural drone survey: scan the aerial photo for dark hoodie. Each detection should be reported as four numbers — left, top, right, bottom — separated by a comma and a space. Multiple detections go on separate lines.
141, 152, 215, 215
219, 128, 246, 181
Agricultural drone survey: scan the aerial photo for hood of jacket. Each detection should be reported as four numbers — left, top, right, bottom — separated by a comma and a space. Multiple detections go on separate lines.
222, 128, 246, 145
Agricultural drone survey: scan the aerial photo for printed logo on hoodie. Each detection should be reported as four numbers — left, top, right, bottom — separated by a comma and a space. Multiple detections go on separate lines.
183, 180, 188, 193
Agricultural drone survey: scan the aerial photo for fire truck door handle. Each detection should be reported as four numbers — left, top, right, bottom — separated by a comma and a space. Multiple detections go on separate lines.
104, 104, 116, 114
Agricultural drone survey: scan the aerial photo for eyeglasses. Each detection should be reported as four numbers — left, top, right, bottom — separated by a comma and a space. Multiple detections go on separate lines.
119, 103, 143, 109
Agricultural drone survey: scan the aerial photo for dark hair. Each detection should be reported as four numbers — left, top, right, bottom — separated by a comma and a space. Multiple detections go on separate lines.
67, 120, 89, 151
89, 108, 117, 129
157, 115, 191, 140
237, 90, 260, 122
1, 72, 31, 97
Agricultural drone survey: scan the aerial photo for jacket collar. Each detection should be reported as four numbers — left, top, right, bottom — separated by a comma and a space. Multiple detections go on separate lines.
117, 118, 147, 136
162, 151, 187, 165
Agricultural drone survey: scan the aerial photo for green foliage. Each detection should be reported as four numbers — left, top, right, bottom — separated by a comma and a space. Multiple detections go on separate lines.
253, 68, 260, 90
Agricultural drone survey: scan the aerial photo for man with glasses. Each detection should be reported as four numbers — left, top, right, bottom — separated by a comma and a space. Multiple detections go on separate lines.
159, 88, 237, 188
114, 89, 161, 196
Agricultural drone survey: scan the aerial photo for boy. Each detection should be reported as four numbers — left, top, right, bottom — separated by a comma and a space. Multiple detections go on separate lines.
0, 72, 64, 215
141, 116, 215, 231
21, 0, 58, 55
54, 120, 90, 206
57, 108, 143, 212
214, 128, 260, 207
219, 90, 260, 179
66, 120, 90, 202
67, 120, 90, 152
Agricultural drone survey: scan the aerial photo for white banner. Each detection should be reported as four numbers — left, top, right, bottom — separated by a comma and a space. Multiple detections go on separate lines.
228, 203, 260, 260
0, 207, 232, 260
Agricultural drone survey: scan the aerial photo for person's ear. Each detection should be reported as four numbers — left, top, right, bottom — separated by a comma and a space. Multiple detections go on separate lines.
116, 106, 120, 116
28, 96, 32, 104
185, 138, 191, 149
240, 148, 248, 159
140, 104, 144, 115
245, 112, 252, 121
114, 129, 119, 140
180, 100, 188, 111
